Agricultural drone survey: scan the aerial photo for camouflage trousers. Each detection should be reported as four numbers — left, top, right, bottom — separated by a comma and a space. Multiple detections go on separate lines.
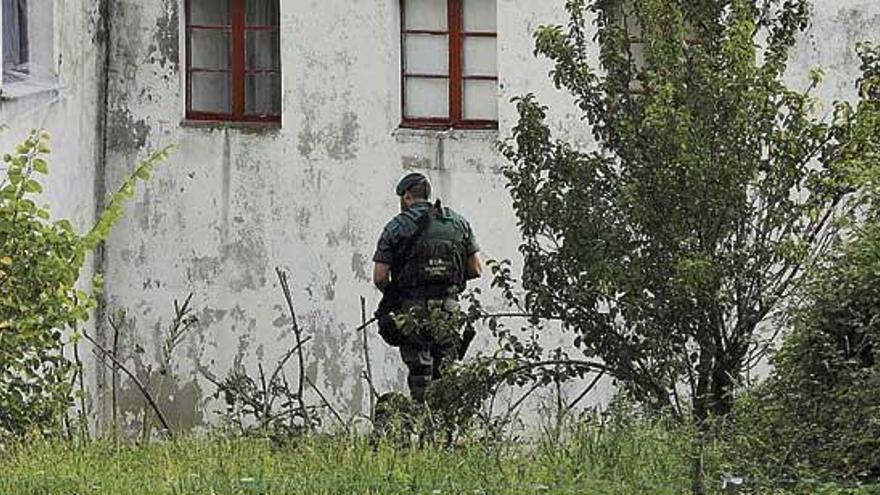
397, 297, 463, 403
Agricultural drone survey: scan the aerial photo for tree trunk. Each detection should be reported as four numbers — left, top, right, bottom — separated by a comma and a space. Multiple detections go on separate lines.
691, 354, 712, 495
692, 437, 706, 495
689, 344, 745, 495
710, 347, 744, 418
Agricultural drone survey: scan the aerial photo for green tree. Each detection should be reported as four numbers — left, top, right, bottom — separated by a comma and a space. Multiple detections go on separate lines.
0, 129, 171, 438
500, 1, 879, 488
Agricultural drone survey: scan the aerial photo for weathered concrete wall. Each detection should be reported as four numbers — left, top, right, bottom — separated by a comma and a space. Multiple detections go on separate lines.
0, 0, 102, 237
97, 0, 879, 432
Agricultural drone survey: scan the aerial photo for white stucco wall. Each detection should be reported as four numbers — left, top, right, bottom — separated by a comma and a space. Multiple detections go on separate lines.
98, 0, 880, 432
98, 0, 583, 431
5, 0, 875, 432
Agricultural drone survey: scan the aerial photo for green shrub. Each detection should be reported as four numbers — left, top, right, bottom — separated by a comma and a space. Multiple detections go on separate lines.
0, 130, 170, 439
730, 224, 880, 483
0, 131, 90, 437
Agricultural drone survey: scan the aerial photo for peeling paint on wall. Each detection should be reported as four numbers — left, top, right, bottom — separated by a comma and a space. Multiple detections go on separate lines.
117, 373, 206, 434
834, 8, 880, 65
149, 0, 179, 71
326, 111, 360, 161
351, 253, 371, 283
402, 155, 432, 170
106, 107, 150, 152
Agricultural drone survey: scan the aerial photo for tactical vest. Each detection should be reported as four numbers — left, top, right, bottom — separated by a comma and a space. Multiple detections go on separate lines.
393, 206, 468, 299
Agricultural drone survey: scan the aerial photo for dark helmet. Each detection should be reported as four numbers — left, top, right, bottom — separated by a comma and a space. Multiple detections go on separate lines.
395, 172, 430, 197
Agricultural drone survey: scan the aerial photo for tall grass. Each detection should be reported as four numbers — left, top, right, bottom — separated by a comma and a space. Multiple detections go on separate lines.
0, 420, 692, 495
6, 419, 874, 494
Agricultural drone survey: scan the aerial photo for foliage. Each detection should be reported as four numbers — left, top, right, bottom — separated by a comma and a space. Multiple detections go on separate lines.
202, 364, 322, 443
499, 0, 880, 428
0, 129, 172, 439
725, 223, 880, 484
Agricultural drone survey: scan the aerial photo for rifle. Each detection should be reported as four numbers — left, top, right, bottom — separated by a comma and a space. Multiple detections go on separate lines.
458, 326, 476, 360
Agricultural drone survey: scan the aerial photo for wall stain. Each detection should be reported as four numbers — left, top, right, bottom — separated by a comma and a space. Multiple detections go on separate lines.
402, 155, 431, 170
233, 333, 248, 368
351, 252, 370, 282
300, 309, 346, 398
323, 266, 338, 301
273, 314, 293, 329
297, 91, 326, 159
325, 111, 360, 161
295, 207, 312, 240
149, 0, 179, 71
106, 107, 150, 152
117, 374, 205, 435
185, 231, 268, 292
834, 8, 880, 65
272, 304, 294, 342
224, 229, 269, 291
297, 91, 360, 161
325, 210, 363, 248
187, 255, 222, 284
198, 307, 229, 327
220, 131, 232, 244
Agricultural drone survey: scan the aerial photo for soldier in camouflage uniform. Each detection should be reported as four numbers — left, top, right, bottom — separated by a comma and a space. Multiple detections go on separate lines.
372, 173, 482, 403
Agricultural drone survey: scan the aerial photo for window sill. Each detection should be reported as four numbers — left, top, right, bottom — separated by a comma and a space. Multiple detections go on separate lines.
0, 78, 61, 102
393, 126, 499, 144
180, 119, 282, 132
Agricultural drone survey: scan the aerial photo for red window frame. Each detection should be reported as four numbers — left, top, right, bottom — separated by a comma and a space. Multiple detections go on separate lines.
184, 0, 281, 123
400, 0, 498, 130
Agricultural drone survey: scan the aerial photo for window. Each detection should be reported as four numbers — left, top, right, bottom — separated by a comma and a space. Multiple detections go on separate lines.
604, 0, 645, 94
605, 0, 699, 95
1, 0, 54, 90
401, 0, 498, 129
2, 0, 29, 83
185, 0, 281, 123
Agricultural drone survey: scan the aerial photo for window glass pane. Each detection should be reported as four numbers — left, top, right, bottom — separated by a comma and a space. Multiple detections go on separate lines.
404, 34, 448, 75
405, 77, 448, 119
463, 0, 496, 32
629, 42, 645, 92
608, 0, 642, 38
463, 79, 497, 120
246, 30, 280, 70
463, 37, 496, 76
404, 0, 447, 31
2, 0, 29, 80
245, 73, 281, 115
190, 29, 230, 69
629, 41, 646, 69
190, 0, 229, 26
191, 71, 231, 113
246, 0, 280, 26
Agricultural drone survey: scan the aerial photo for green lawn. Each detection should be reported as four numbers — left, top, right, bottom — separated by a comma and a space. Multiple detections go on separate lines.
0, 424, 692, 494
3, 425, 875, 494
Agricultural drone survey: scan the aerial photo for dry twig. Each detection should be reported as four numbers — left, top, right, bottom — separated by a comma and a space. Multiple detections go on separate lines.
83, 331, 173, 435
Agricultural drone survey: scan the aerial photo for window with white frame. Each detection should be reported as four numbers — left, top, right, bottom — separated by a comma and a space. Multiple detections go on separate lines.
401, 0, 498, 129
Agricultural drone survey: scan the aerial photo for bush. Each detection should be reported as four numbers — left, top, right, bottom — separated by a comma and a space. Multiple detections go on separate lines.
0, 132, 88, 437
0, 130, 169, 439
730, 224, 880, 483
